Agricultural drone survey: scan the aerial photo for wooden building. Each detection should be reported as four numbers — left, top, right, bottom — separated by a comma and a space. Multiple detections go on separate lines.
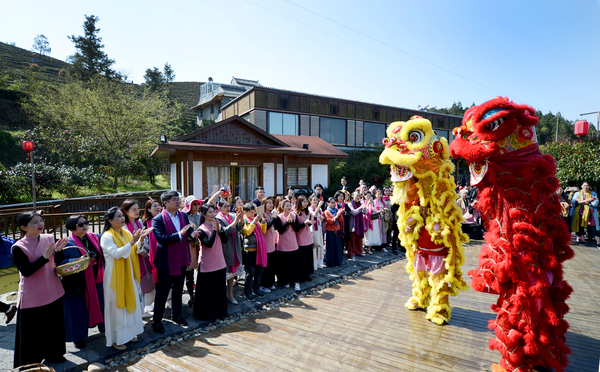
151, 116, 348, 199
216, 86, 464, 151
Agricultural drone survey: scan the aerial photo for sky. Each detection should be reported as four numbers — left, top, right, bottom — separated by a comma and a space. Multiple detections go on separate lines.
2, 0, 599, 123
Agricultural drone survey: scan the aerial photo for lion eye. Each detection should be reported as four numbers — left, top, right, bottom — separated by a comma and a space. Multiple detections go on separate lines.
408, 130, 424, 143
484, 117, 504, 131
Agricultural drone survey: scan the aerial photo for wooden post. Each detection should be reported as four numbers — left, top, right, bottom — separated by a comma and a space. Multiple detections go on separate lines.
283, 154, 288, 194
187, 152, 194, 197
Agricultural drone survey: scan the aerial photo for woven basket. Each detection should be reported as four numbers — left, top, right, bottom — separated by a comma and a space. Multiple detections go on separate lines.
10, 363, 56, 372
54, 246, 91, 276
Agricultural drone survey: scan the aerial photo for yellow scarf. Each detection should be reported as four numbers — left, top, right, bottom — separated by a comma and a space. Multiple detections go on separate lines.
572, 191, 591, 233
107, 228, 140, 314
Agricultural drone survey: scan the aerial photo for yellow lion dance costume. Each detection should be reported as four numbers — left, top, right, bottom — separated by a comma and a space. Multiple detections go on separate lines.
379, 115, 468, 325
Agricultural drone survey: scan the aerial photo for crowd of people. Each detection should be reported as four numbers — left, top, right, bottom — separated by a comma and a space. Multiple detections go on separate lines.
456, 181, 600, 249
8, 178, 404, 368
9, 177, 597, 367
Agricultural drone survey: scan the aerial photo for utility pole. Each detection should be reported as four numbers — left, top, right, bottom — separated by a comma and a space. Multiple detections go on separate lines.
555, 112, 560, 142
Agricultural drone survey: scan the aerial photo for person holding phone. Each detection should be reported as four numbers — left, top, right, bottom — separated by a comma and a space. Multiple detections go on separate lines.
151, 191, 200, 333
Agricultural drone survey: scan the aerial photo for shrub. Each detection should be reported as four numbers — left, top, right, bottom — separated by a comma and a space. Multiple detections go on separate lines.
57, 165, 103, 197
30, 63, 40, 72
0, 168, 27, 203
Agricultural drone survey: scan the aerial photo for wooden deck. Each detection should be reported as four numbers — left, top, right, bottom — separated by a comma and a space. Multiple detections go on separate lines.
122, 243, 600, 372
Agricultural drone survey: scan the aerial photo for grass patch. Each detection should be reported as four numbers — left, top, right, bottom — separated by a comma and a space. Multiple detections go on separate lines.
0, 265, 19, 294
11, 174, 170, 204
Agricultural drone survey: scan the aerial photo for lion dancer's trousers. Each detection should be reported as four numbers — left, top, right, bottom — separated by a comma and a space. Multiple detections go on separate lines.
408, 271, 451, 323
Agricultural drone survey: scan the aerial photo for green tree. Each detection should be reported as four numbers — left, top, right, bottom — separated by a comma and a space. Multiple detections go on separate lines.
67, 15, 119, 80
22, 77, 181, 189
540, 139, 600, 187
32, 34, 51, 56
143, 62, 175, 92
329, 148, 390, 190
143, 66, 165, 91
420, 101, 471, 117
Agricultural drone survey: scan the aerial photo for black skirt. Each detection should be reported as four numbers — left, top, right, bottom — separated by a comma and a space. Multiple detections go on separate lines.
14, 297, 66, 368
193, 268, 227, 321
276, 249, 301, 286
260, 251, 277, 288
297, 244, 314, 282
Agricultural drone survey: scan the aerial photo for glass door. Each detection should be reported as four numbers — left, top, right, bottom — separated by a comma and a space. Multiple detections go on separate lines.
232, 166, 260, 200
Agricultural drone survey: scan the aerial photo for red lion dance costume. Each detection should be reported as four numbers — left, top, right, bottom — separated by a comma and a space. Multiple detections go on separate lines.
449, 97, 573, 372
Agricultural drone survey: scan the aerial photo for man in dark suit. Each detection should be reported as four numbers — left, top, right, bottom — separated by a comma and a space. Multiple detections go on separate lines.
152, 190, 199, 333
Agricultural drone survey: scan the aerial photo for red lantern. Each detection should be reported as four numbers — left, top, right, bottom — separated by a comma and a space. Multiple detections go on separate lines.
574, 120, 589, 136
22, 141, 33, 151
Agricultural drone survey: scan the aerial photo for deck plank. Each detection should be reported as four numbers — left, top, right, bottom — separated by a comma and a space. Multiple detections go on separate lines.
121, 242, 600, 372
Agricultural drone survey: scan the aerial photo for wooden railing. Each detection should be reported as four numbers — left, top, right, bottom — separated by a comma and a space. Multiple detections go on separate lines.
1, 211, 107, 240
0, 193, 166, 240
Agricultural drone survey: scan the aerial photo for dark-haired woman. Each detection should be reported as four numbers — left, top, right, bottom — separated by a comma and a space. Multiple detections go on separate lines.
194, 203, 231, 320
216, 198, 244, 304
122, 200, 155, 315
142, 200, 162, 306
295, 195, 314, 283
182, 196, 202, 306
274, 199, 303, 291
259, 198, 277, 292
324, 197, 344, 267
12, 212, 69, 367
101, 207, 153, 350
60, 215, 105, 349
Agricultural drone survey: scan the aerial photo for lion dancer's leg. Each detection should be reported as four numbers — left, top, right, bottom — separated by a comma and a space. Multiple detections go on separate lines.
406, 270, 430, 310
426, 272, 451, 325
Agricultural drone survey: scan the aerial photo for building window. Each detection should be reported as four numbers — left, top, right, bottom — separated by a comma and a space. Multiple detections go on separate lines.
206, 166, 230, 198
288, 166, 309, 187
374, 108, 380, 120
268, 112, 298, 135
280, 97, 288, 110
330, 103, 338, 115
211, 104, 214, 114
320, 117, 346, 146
363, 122, 386, 147
242, 113, 250, 122
435, 130, 449, 142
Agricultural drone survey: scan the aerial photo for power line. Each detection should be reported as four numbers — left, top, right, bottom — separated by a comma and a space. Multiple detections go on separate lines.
243, 0, 499, 98
284, 0, 501, 95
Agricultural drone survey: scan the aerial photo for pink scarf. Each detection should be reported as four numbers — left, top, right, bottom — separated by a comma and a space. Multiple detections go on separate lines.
145, 220, 158, 283
309, 206, 320, 232
219, 211, 240, 272
127, 220, 149, 279
160, 209, 191, 276
245, 216, 268, 267
71, 233, 103, 327
336, 201, 346, 233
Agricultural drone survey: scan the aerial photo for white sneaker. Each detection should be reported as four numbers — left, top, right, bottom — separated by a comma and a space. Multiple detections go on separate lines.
294, 283, 301, 291
259, 286, 271, 293
284, 284, 290, 288
270, 285, 276, 290
382, 248, 388, 253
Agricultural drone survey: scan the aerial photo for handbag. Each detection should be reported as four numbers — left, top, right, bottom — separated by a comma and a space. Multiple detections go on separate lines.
370, 212, 381, 220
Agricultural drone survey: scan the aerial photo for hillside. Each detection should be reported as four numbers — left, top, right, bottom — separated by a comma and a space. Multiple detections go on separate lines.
0, 41, 70, 83
169, 81, 203, 127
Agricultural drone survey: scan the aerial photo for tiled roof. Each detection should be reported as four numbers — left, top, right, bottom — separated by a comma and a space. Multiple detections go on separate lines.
192, 84, 247, 109
273, 135, 348, 158
231, 77, 262, 88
